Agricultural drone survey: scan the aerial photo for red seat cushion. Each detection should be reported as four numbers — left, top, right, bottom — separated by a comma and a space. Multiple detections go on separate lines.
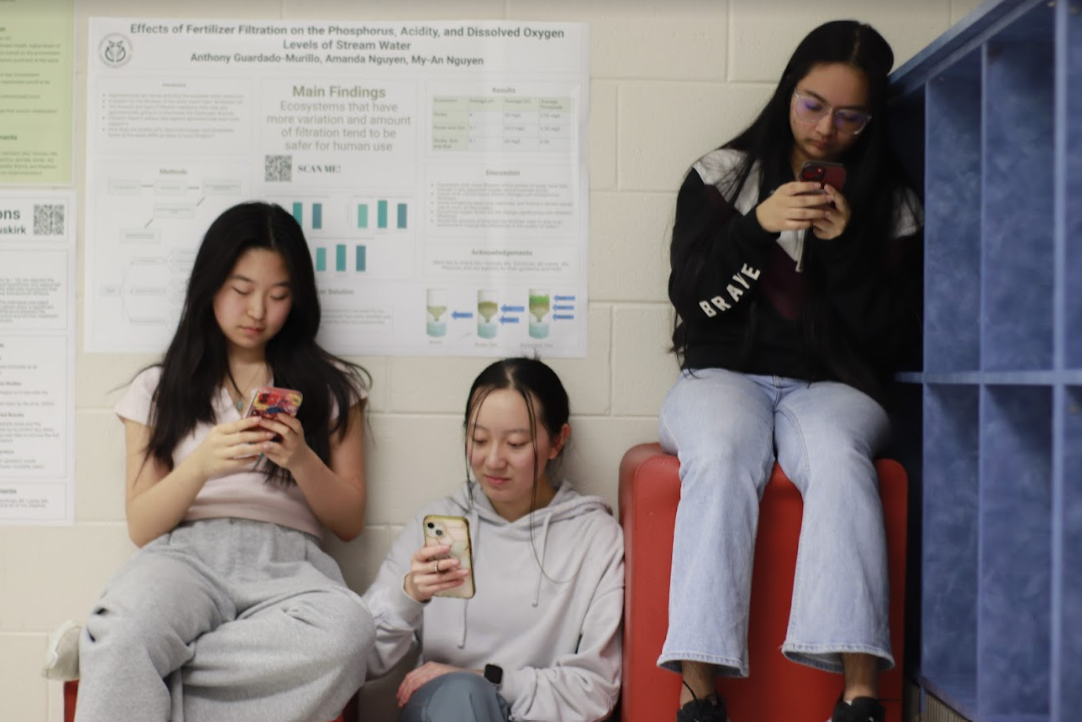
618, 442, 907, 722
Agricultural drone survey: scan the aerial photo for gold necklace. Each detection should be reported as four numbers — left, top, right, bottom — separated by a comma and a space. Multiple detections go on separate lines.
230, 363, 266, 412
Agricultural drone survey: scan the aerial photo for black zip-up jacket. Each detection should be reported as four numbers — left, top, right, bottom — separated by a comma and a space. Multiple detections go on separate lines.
669, 149, 922, 402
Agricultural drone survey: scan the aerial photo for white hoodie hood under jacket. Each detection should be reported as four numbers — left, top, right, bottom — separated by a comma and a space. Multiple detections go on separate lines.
362, 481, 624, 722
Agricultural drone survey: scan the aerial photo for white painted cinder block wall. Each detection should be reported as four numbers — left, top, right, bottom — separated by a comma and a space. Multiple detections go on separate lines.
0, 1, 982, 719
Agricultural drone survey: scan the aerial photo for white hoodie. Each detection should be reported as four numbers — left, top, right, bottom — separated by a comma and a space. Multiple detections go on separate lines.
363, 481, 624, 722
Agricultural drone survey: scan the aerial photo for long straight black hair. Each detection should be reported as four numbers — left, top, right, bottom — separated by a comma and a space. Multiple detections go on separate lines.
724, 20, 896, 216
144, 201, 369, 484
670, 20, 915, 397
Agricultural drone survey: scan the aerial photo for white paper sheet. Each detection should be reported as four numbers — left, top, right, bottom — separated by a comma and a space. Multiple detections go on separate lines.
0, 190, 76, 525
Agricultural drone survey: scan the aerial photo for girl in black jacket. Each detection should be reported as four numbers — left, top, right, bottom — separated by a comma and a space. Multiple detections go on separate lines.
660, 21, 921, 722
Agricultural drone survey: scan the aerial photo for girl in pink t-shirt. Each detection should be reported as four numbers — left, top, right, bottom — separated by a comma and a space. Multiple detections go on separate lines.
74, 201, 374, 722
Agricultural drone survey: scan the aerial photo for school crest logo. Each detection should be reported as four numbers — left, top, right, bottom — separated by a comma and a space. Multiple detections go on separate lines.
99, 34, 132, 67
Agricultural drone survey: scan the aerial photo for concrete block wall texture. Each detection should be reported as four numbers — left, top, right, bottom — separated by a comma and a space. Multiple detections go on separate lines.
0, 0, 983, 719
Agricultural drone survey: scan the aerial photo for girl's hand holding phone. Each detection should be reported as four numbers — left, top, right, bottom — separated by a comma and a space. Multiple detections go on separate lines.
755, 181, 833, 233
403, 542, 469, 603
192, 416, 276, 478
240, 386, 310, 472
253, 412, 311, 471
808, 184, 850, 240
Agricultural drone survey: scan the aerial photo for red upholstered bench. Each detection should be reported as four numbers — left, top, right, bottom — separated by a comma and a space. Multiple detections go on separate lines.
618, 443, 907, 722
63, 680, 357, 722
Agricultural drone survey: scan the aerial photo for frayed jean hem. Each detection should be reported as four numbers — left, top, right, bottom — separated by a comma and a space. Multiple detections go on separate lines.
781, 642, 894, 674
657, 651, 747, 678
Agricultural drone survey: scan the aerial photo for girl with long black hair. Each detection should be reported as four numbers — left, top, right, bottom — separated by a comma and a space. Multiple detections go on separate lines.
660, 21, 922, 722
75, 201, 375, 722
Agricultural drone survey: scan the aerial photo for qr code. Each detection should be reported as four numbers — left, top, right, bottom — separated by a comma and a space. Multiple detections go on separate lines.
265, 154, 292, 182
33, 204, 65, 235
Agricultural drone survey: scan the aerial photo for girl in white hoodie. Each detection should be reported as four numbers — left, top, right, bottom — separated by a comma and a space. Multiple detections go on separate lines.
363, 357, 624, 722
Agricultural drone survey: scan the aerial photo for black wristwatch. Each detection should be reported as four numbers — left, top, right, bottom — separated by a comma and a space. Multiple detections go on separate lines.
484, 663, 503, 686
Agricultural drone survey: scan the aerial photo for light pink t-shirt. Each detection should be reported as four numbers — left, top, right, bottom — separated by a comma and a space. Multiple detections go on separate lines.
116, 367, 364, 539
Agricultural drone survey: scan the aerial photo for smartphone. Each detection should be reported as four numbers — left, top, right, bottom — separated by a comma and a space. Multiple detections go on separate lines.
244, 386, 303, 440
799, 160, 846, 191
423, 514, 476, 599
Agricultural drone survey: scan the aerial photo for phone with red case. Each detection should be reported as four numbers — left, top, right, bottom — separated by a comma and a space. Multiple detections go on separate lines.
799, 160, 846, 191
423, 514, 476, 598
244, 387, 303, 439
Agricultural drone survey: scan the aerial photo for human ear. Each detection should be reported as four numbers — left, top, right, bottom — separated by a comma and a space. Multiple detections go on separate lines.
548, 423, 571, 460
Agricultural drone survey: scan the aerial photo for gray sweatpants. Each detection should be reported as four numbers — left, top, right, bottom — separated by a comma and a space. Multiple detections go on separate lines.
76, 518, 374, 722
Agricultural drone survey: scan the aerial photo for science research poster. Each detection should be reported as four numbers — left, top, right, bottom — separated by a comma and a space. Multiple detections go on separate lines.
85, 18, 589, 358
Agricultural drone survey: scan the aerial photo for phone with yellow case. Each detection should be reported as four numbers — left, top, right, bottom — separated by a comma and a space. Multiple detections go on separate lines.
423, 514, 475, 599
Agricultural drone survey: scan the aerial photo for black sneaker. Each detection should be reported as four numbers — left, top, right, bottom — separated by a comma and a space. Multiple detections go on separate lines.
831, 696, 885, 722
677, 693, 727, 722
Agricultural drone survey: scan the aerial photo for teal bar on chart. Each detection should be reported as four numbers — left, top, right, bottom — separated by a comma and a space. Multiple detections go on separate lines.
397, 203, 407, 229
315, 247, 326, 272
312, 203, 322, 230
292, 202, 303, 226
356, 245, 366, 272
335, 244, 346, 272
358, 204, 368, 229
377, 200, 388, 229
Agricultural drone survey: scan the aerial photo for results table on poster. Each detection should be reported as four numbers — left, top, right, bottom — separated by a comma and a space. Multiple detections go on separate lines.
432, 96, 574, 152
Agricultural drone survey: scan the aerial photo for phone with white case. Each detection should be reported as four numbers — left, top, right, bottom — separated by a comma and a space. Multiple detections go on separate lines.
423, 514, 475, 598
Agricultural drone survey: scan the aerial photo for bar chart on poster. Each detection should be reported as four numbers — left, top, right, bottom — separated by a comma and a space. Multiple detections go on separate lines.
84, 19, 589, 357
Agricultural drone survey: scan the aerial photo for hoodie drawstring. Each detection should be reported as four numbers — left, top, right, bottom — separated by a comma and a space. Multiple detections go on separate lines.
532, 511, 555, 606
456, 506, 481, 649
447, 484, 611, 644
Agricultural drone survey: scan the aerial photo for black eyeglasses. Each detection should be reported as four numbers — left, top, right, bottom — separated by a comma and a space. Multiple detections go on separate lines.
792, 91, 871, 135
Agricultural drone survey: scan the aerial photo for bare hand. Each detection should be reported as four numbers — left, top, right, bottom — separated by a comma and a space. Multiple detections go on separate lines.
809, 184, 851, 240
253, 413, 311, 471
397, 661, 468, 707
754, 181, 831, 233
192, 416, 274, 478
403, 542, 468, 603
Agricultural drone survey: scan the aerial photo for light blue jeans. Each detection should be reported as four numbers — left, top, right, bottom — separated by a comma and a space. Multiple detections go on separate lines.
657, 368, 894, 677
